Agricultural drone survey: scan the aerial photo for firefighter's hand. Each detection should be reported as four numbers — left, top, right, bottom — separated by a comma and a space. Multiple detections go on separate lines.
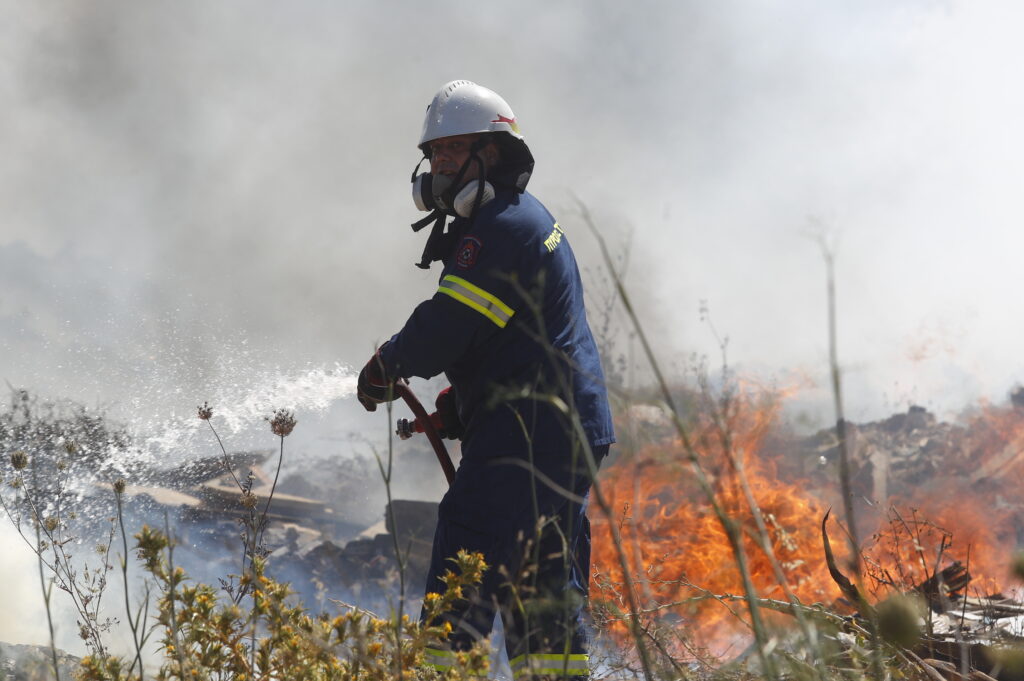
434, 387, 464, 440
357, 346, 397, 412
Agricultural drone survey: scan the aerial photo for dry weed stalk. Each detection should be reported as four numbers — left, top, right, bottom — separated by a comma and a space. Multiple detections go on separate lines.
577, 197, 781, 680
196, 402, 294, 604
816, 231, 884, 680
0, 445, 120, 675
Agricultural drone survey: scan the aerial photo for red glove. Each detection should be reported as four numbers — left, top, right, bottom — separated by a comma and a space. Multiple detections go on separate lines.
357, 345, 397, 412
434, 387, 464, 440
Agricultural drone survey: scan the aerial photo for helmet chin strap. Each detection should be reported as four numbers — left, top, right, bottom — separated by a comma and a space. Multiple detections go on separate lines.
411, 139, 492, 269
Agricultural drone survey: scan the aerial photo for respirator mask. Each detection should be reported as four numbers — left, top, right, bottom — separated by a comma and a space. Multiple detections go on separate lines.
409, 137, 495, 269
412, 171, 495, 218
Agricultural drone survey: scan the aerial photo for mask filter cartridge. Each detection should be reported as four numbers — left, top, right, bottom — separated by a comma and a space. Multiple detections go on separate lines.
412, 173, 493, 218
452, 180, 494, 217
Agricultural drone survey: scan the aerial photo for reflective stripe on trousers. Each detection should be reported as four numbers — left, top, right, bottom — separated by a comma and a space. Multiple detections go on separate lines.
509, 652, 590, 678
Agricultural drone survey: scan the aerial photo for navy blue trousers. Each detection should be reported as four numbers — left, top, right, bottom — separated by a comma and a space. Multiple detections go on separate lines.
421, 445, 608, 679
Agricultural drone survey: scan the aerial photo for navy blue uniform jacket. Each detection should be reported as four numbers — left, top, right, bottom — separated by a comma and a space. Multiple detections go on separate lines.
380, 189, 614, 533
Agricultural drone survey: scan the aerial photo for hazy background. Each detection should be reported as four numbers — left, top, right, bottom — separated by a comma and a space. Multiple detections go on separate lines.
2, 0, 1024, 648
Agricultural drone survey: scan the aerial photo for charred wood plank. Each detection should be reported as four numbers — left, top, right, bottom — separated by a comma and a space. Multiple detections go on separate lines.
822, 509, 870, 613
919, 657, 999, 681
917, 561, 972, 608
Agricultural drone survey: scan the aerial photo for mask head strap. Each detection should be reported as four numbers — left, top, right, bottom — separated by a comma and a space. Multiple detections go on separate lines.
449, 137, 491, 218
410, 155, 427, 183
442, 140, 484, 203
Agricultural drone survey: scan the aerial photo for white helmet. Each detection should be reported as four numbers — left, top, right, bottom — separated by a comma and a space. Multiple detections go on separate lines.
419, 80, 524, 149
418, 80, 534, 193
409, 81, 536, 270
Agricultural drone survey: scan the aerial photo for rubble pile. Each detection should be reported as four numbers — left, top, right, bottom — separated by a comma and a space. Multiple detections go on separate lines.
270, 499, 438, 612
803, 403, 1024, 679
0, 642, 79, 681
905, 584, 1024, 680
799, 405, 964, 501
100, 451, 441, 612
126, 451, 349, 533
798, 404, 1024, 535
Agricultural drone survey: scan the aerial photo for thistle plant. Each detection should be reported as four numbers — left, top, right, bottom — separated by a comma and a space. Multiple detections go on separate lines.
196, 402, 295, 603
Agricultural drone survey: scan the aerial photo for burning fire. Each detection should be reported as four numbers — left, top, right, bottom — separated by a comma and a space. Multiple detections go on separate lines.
861, 400, 1024, 597
590, 387, 1024, 652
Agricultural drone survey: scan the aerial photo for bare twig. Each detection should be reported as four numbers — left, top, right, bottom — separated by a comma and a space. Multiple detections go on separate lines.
115, 483, 148, 680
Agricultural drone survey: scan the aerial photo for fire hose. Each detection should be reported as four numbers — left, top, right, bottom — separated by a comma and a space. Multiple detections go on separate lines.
393, 382, 455, 487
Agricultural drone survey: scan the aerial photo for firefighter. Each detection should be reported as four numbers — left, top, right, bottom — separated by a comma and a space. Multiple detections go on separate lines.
357, 80, 615, 680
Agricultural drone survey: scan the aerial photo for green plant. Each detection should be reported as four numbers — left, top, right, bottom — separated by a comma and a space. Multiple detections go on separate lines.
77, 526, 490, 681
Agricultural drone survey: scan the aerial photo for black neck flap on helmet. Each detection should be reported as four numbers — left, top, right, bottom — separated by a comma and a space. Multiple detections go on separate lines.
487, 133, 535, 194
410, 137, 492, 269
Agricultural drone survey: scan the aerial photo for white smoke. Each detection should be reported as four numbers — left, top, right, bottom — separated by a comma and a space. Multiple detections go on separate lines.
2, 1, 1022, 432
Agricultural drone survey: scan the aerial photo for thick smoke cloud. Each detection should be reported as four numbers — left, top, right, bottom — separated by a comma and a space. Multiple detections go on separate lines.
2, 2, 1023, 454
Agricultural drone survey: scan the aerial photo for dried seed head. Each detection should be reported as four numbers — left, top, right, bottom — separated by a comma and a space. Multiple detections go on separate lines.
62, 439, 77, 455
267, 409, 297, 437
197, 402, 213, 420
877, 594, 924, 648
1012, 552, 1024, 581
240, 492, 259, 509
113, 478, 126, 495
10, 451, 27, 470
43, 516, 59, 533
56, 460, 67, 472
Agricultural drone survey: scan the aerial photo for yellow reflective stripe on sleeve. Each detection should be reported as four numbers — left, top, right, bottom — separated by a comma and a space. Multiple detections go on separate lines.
510, 653, 589, 677
437, 274, 515, 328
424, 647, 456, 670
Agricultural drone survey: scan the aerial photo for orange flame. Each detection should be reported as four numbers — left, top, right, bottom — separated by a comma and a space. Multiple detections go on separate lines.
591, 388, 1024, 654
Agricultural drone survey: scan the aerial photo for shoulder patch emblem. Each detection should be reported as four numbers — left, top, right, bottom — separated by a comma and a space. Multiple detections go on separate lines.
456, 236, 482, 269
